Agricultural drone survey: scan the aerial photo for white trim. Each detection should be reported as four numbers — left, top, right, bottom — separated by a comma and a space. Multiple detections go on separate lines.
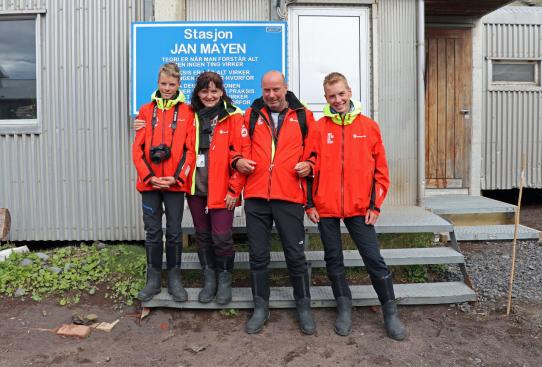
470, 19, 483, 197
0, 9, 46, 15
0, 14, 41, 135
287, 6, 371, 117
487, 59, 541, 91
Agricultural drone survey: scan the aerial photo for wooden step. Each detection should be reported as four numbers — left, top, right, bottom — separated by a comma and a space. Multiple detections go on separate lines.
165, 247, 465, 269
424, 195, 516, 226
142, 282, 476, 309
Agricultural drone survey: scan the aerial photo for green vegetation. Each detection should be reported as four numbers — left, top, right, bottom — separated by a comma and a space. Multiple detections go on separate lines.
0, 243, 146, 307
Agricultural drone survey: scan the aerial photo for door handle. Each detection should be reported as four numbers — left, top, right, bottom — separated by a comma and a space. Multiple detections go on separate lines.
460, 108, 470, 115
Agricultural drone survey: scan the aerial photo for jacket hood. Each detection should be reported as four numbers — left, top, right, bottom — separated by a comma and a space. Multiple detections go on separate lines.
151, 90, 186, 110
323, 99, 362, 126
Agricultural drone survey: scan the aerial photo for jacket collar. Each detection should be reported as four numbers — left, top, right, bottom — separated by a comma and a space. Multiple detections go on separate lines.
151, 90, 186, 110
323, 99, 362, 126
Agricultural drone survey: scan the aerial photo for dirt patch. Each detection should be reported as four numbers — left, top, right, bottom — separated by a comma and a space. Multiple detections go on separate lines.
0, 295, 541, 367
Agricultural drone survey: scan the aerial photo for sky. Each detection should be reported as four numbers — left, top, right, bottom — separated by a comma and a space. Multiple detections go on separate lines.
0, 19, 36, 80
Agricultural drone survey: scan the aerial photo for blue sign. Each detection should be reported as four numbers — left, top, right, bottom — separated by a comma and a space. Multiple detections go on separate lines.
131, 22, 287, 115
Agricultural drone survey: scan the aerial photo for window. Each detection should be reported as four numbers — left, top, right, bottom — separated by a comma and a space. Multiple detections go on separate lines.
0, 15, 40, 134
492, 60, 540, 85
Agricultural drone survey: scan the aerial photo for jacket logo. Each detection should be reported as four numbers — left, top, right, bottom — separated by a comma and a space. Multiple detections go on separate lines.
241, 126, 248, 137
327, 133, 334, 144
290, 118, 298, 122
219, 129, 228, 135
353, 134, 367, 139
257, 117, 264, 125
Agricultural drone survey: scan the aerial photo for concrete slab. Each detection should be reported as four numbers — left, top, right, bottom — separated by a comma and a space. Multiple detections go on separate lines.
181, 206, 454, 234
424, 195, 516, 215
142, 282, 476, 309
451, 224, 540, 242
167, 247, 465, 270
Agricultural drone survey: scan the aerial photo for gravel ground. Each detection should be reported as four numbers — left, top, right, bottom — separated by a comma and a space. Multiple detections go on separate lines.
445, 240, 542, 305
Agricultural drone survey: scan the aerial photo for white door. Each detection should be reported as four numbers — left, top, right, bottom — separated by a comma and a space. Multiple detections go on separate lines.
288, 7, 371, 118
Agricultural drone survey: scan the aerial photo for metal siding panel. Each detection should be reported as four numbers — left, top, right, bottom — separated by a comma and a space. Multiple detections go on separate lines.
186, 0, 268, 21
378, 0, 417, 205
0, 0, 144, 240
482, 12, 542, 189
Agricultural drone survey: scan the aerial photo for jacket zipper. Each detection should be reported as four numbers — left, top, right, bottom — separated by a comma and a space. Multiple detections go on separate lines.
341, 117, 345, 218
267, 121, 275, 201
161, 108, 166, 178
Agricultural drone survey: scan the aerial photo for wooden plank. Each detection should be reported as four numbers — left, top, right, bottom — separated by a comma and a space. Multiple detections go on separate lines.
426, 178, 463, 189
142, 282, 477, 309
436, 38, 447, 181
440, 212, 515, 226
445, 38, 456, 179
168, 247, 465, 270
426, 38, 439, 182
0, 208, 10, 241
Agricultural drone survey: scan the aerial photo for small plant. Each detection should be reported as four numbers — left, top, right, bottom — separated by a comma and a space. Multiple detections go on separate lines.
219, 308, 239, 317
403, 265, 428, 283
0, 242, 146, 307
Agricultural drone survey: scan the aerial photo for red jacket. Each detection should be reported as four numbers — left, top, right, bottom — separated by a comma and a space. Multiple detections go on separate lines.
189, 102, 250, 209
132, 92, 195, 192
307, 100, 390, 218
243, 92, 316, 204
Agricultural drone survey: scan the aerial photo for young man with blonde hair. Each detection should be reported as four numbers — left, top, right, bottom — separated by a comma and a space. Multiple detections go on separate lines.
306, 72, 406, 340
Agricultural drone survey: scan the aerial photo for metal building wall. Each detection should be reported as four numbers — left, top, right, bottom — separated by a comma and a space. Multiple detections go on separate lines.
482, 7, 542, 189
377, 0, 418, 205
186, 0, 269, 20
0, 0, 144, 241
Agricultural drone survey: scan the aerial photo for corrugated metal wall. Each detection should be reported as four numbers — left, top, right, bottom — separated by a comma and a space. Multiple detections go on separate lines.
0, 0, 144, 241
482, 8, 542, 189
377, 0, 418, 205
186, 0, 268, 20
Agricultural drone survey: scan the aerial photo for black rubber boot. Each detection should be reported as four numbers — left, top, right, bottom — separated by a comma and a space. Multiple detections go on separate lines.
335, 297, 352, 336
245, 269, 270, 334
371, 273, 407, 341
329, 272, 352, 336
137, 243, 163, 302
291, 272, 316, 335
215, 255, 235, 305
165, 241, 188, 302
197, 247, 216, 303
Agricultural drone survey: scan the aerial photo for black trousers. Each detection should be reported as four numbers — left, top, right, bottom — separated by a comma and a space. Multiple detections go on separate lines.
245, 199, 307, 276
318, 216, 389, 281
141, 191, 185, 246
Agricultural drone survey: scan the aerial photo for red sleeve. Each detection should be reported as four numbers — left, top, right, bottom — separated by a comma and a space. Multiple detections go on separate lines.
132, 106, 154, 184
227, 114, 250, 198
371, 122, 390, 210
302, 109, 318, 174
175, 109, 196, 188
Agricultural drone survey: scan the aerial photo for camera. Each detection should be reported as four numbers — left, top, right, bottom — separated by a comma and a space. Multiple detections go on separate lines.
150, 144, 171, 164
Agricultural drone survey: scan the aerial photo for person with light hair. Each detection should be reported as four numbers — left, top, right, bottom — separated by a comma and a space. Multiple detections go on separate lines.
132, 62, 195, 303
305, 72, 407, 340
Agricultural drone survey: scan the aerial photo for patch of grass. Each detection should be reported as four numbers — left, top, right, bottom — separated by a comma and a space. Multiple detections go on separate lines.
0, 243, 146, 307
219, 308, 239, 317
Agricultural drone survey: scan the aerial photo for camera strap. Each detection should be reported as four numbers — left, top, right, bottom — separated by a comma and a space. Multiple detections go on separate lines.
150, 102, 181, 151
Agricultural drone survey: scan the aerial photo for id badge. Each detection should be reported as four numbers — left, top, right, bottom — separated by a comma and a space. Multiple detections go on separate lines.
196, 154, 206, 168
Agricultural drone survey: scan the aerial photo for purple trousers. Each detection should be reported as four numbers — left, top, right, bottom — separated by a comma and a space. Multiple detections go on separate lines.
187, 195, 235, 257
